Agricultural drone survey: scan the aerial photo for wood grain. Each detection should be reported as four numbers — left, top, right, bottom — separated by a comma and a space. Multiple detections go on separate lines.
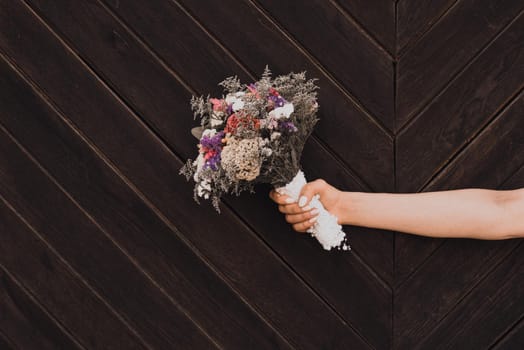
397, 10, 524, 192
0, 265, 82, 350
0, 192, 148, 349
0, 55, 292, 349
335, 0, 395, 54
397, 0, 457, 53
415, 242, 524, 349
0, 0, 373, 347
255, 0, 394, 131
397, 0, 524, 129
1, 0, 523, 348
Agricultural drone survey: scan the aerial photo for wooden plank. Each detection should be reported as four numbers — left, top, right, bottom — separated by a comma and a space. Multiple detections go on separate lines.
0, 198, 147, 349
0, 331, 16, 350
397, 10, 524, 192
395, 88, 524, 284
0, 266, 81, 350
0, 118, 218, 349
172, 0, 395, 192
335, 0, 395, 54
394, 238, 518, 349
397, 0, 457, 53
396, 0, 524, 129
21, 1, 393, 347
415, 242, 524, 349
255, 0, 394, 131
0, 57, 293, 350
493, 318, 524, 349
0, 1, 372, 348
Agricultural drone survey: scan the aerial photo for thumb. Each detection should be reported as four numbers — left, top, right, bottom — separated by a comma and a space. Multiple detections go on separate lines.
297, 179, 326, 208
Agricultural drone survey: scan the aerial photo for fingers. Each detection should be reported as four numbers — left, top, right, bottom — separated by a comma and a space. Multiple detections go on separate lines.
285, 208, 319, 224
269, 189, 296, 205
292, 216, 318, 233
297, 179, 326, 208
278, 203, 306, 214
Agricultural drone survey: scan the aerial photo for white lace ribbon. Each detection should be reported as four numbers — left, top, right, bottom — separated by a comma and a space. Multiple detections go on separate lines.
276, 170, 350, 251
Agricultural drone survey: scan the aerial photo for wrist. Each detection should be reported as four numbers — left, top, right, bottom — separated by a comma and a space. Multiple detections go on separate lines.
338, 191, 359, 225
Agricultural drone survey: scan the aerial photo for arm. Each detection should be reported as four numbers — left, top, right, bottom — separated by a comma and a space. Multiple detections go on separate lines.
269, 180, 524, 240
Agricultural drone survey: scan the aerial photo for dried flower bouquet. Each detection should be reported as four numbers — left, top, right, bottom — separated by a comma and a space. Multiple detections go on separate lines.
180, 66, 349, 251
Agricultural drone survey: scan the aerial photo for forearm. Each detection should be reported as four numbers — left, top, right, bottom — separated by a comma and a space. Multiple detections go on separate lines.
340, 188, 511, 239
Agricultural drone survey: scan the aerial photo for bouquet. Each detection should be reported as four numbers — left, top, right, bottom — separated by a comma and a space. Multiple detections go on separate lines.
180, 66, 350, 251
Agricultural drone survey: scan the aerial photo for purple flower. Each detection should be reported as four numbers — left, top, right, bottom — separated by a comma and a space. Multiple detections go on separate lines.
278, 120, 298, 133
200, 131, 224, 170
226, 103, 234, 115
268, 94, 286, 107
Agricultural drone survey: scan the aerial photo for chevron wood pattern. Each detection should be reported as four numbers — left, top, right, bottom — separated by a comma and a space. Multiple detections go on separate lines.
0, 0, 522, 349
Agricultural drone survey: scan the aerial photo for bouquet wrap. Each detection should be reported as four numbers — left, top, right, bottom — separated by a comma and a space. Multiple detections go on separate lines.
276, 170, 348, 251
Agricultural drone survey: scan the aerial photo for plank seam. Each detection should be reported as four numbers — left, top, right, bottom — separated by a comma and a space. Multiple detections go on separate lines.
0, 54, 221, 349
396, 0, 460, 58
489, 313, 524, 349
395, 239, 445, 291
418, 85, 524, 193
413, 241, 523, 348
328, 0, 394, 59
397, 7, 524, 134
245, 0, 395, 139
0, 190, 153, 350
0, 326, 19, 350
0, 264, 86, 350
392, 0, 398, 346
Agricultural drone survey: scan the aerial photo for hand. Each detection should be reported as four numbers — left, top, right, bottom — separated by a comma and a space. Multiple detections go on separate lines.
269, 179, 345, 233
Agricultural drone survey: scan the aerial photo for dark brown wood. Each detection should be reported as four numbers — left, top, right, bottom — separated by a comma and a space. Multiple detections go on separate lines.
336, 0, 395, 54
493, 318, 524, 349
0, 56, 292, 349
397, 0, 524, 130
255, 0, 395, 132
1, 0, 523, 348
0, 265, 82, 350
397, 11, 524, 192
0, 0, 374, 348
21, 0, 393, 346
0, 91, 218, 349
416, 242, 524, 349
0, 188, 148, 349
397, 0, 457, 53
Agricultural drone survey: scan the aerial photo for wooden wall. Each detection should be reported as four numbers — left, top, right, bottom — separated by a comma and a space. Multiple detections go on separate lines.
0, 0, 522, 348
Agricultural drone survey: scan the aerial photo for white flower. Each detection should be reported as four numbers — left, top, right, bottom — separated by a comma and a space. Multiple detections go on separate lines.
197, 179, 212, 198
225, 91, 246, 108
269, 103, 294, 119
261, 147, 273, 157
270, 132, 281, 141
210, 111, 224, 127
192, 153, 205, 182
232, 99, 244, 111
202, 128, 217, 137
